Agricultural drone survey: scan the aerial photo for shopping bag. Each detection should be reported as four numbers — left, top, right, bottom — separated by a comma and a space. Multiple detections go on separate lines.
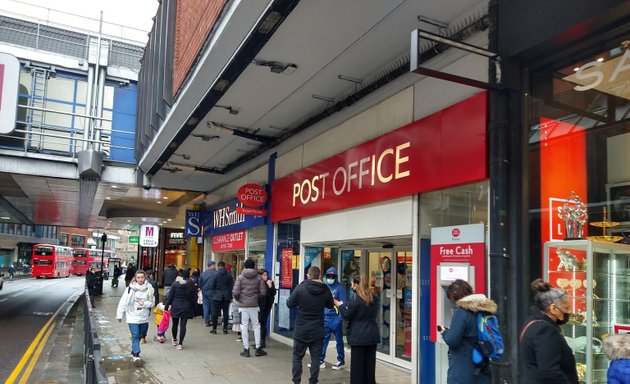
158, 310, 171, 334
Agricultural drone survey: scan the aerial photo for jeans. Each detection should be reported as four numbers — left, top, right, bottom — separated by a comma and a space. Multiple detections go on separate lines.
320, 316, 344, 364
128, 322, 148, 354
292, 338, 324, 384
202, 292, 214, 324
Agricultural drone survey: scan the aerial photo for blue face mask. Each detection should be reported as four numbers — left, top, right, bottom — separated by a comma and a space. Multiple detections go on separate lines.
326, 278, 335, 285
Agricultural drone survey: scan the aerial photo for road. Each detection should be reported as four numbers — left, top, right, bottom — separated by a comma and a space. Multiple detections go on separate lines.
0, 276, 84, 383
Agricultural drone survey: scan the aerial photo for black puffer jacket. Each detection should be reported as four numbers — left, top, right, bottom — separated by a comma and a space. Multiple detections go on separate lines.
338, 294, 379, 346
164, 279, 196, 319
520, 309, 578, 384
286, 279, 334, 343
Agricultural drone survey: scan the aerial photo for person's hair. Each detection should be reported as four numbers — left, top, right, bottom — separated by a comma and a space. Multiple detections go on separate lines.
531, 278, 567, 311
217, 261, 225, 268
259, 269, 269, 275
135, 269, 145, 277
244, 258, 255, 269
307, 266, 321, 280
181, 268, 190, 279
446, 279, 473, 302
352, 274, 374, 304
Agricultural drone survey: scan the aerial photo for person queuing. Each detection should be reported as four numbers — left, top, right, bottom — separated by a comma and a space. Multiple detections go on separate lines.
210, 261, 234, 334
317, 267, 347, 370
164, 268, 197, 350
438, 279, 497, 384
286, 266, 334, 384
233, 258, 267, 357
519, 278, 578, 383
116, 270, 155, 366
258, 269, 276, 349
603, 333, 630, 384
334, 274, 379, 384
198, 261, 217, 327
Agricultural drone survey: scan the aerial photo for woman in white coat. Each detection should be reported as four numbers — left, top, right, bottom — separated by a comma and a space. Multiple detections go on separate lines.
116, 270, 155, 366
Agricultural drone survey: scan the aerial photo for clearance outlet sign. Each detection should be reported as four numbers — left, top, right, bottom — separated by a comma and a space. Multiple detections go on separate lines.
271, 93, 487, 222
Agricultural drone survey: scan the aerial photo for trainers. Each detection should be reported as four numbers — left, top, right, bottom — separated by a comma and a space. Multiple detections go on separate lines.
236, 336, 242, 342
308, 361, 326, 368
153, 336, 158, 342
210, 329, 217, 334
240, 348, 251, 357
172, 339, 178, 346
140, 338, 146, 344
176, 344, 183, 350
255, 347, 267, 356
132, 355, 142, 367
158, 336, 165, 343
331, 361, 345, 370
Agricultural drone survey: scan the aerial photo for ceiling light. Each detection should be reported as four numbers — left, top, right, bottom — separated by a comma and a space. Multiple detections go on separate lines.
574, 67, 580, 72
157, 201, 162, 204
337, 74, 363, 84
192, 134, 220, 142
258, 11, 282, 33
105, 196, 112, 200
173, 153, 191, 160
111, 185, 118, 189
163, 197, 168, 200
142, 218, 146, 221
312, 94, 335, 103
207, 121, 272, 143
596, 57, 604, 62
167, 218, 172, 221
253, 59, 297, 75
127, 219, 131, 222
1, 216, 10, 220
215, 105, 240, 115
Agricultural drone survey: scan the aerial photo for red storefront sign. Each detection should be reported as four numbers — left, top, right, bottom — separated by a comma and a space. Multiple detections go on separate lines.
271, 93, 487, 222
211, 230, 246, 251
237, 184, 268, 207
281, 248, 293, 288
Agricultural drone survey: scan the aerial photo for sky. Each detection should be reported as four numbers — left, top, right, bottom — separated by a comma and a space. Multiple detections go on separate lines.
0, 0, 159, 44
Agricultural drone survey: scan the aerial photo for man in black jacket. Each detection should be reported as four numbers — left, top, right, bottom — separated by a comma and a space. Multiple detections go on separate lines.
198, 261, 217, 326
210, 261, 234, 334
287, 266, 334, 384
162, 263, 178, 297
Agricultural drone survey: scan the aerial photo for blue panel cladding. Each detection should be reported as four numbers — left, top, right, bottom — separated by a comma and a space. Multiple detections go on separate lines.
420, 237, 435, 383
110, 83, 137, 163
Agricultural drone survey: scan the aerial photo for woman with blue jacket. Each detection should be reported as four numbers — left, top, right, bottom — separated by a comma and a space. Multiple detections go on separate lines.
439, 279, 497, 384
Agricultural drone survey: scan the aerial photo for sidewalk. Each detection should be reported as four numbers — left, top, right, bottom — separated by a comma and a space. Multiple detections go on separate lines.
88, 283, 411, 384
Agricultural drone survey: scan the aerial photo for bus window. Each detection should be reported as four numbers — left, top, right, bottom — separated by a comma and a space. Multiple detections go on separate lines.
34, 259, 53, 265
35, 246, 54, 256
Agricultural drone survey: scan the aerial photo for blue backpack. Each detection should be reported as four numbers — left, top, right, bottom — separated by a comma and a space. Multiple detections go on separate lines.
472, 312, 505, 364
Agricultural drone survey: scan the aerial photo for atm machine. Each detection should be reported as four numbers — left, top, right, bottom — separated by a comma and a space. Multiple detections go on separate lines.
435, 262, 476, 341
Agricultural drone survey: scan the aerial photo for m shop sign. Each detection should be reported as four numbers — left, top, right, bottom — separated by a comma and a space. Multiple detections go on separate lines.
139, 225, 159, 247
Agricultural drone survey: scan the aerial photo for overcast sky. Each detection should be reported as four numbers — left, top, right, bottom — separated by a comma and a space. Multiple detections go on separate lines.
0, 0, 159, 44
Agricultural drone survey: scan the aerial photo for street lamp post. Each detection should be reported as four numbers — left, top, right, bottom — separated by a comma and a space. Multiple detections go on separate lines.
99, 233, 107, 295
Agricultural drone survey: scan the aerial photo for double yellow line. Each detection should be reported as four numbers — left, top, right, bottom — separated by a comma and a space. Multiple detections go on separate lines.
5, 307, 61, 384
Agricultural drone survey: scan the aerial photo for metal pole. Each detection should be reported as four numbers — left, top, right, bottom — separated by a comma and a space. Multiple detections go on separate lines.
100, 233, 107, 295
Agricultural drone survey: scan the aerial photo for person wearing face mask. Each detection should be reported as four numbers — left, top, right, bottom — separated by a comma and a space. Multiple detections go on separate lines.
519, 278, 578, 384
314, 267, 347, 370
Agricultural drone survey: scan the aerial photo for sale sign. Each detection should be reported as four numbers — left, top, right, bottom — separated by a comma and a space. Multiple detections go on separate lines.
211, 230, 246, 251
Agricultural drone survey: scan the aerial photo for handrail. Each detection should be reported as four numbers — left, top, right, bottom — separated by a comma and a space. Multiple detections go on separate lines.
83, 288, 108, 384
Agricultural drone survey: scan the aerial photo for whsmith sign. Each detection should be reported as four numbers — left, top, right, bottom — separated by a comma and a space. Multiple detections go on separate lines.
192, 198, 265, 237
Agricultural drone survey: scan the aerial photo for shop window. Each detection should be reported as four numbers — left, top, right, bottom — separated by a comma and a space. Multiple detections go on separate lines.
71, 235, 86, 248
59, 233, 69, 246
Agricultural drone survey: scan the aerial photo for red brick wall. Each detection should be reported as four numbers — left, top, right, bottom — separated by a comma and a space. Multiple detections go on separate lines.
173, 0, 228, 96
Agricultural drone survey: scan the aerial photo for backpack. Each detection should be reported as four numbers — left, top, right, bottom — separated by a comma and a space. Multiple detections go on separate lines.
472, 312, 505, 363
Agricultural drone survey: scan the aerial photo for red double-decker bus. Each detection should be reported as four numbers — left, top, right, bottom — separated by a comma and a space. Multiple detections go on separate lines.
72, 248, 113, 275
72, 248, 89, 275
31, 244, 73, 278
